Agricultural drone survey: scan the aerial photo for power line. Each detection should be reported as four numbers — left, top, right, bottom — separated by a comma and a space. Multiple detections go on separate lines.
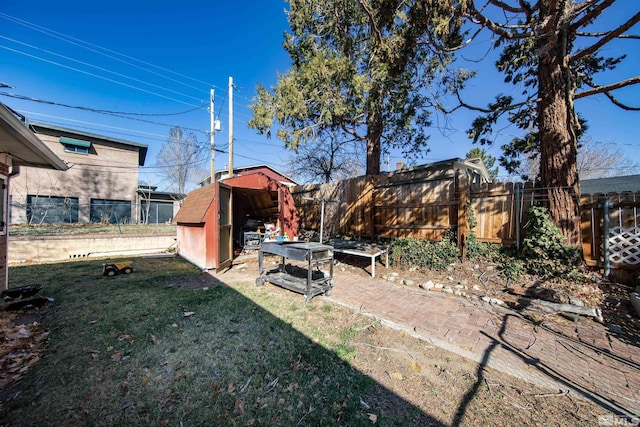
0, 92, 205, 116
0, 44, 203, 108
3, 93, 208, 134
0, 35, 205, 104
22, 111, 170, 139
0, 13, 219, 93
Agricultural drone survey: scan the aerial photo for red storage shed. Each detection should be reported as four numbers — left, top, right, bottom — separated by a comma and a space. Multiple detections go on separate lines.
175, 172, 299, 270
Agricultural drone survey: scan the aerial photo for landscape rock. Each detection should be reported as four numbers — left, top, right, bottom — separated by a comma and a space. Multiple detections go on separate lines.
402, 279, 416, 287
419, 280, 435, 290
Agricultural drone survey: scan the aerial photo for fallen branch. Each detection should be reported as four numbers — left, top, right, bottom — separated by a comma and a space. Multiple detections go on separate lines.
484, 378, 494, 397
532, 389, 569, 398
520, 297, 602, 321
354, 320, 379, 332
501, 390, 530, 410
353, 342, 417, 360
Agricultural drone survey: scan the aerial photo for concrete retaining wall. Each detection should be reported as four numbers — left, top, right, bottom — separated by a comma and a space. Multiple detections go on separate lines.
9, 233, 177, 263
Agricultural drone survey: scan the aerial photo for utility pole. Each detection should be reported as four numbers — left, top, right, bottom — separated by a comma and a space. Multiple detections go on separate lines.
209, 88, 215, 184
228, 76, 234, 179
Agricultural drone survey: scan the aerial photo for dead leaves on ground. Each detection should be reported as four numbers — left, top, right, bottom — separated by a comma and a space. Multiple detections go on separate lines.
0, 312, 48, 388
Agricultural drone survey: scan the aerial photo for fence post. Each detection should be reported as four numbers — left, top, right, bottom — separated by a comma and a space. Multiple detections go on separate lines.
515, 183, 522, 251
457, 170, 469, 258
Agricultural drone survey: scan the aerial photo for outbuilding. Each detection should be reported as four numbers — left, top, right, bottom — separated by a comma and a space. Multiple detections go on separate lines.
174, 172, 299, 270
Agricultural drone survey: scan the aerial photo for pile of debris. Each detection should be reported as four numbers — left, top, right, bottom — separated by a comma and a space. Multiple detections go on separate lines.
1, 285, 50, 388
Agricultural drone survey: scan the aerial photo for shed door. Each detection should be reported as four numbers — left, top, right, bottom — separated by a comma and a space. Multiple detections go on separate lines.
217, 182, 233, 270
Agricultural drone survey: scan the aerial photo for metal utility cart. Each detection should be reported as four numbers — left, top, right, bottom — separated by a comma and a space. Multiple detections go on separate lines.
256, 241, 334, 302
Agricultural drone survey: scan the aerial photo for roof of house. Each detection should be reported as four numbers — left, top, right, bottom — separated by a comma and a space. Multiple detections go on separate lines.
389, 157, 492, 184
173, 184, 217, 224
580, 174, 640, 195
0, 104, 68, 170
137, 185, 185, 200
29, 122, 148, 166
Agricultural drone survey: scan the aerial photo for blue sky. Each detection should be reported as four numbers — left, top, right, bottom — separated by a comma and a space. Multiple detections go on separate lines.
1, 0, 639, 190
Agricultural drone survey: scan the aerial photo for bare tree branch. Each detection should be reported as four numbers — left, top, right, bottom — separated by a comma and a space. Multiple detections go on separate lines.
577, 31, 640, 39
465, 5, 532, 39
569, 0, 615, 31
574, 75, 640, 100
489, 0, 526, 14
570, 11, 640, 63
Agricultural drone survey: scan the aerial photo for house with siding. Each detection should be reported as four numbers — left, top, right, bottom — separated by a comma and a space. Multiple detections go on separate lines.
9, 122, 152, 224
0, 103, 67, 290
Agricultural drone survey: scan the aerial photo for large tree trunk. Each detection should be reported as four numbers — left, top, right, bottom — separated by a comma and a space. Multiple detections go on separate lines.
537, 4, 582, 248
365, 86, 383, 175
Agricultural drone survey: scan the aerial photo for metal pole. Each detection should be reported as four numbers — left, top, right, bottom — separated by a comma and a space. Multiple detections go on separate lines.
209, 88, 215, 184
603, 194, 610, 277
515, 183, 522, 251
228, 76, 233, 178
320, 199, 325, 243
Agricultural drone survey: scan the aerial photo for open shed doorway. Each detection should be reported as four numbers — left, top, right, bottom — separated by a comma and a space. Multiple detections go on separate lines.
231, 186, 279, 254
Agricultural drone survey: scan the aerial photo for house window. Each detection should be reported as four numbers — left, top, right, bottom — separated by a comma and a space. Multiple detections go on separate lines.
59, 136, 91, 155
90, 199, 131, 224
27, 195, 79, 224
141, 201, 173, 224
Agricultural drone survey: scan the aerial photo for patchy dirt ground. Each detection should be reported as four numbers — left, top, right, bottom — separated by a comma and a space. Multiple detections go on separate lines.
3, 252, 636, 425
177, 256, 618, 425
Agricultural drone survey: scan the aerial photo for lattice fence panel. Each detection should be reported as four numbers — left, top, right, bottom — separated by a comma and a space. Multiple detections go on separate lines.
609, 226, 640, 265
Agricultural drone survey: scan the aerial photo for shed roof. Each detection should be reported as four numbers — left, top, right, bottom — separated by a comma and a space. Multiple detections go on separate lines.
199, 164, 298, 187
173, 184, 217, 224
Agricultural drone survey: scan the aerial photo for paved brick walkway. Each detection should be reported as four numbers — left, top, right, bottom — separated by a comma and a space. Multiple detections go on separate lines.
327, 270, 640, 417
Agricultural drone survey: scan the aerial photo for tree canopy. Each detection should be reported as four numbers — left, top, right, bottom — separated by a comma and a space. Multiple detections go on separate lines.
287, 132, 365, 183
429, 0, 640, 246
249, 0, 466, 175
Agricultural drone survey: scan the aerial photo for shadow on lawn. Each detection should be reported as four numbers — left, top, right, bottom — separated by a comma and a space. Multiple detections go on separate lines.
2, 257, 444, 426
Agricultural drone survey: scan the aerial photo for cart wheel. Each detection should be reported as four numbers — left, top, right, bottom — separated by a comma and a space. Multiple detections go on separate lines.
255, 277, 265, 287
324, 289, 332, 297
122, 267, 133, 274
105, 268, 117, 277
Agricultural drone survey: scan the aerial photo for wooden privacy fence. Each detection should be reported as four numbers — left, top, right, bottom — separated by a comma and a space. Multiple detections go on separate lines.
291, 174, 640, 271
293, 166, 465, 243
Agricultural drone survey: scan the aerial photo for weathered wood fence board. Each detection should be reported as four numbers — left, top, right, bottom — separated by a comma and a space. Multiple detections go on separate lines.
291, 176, 640, 271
